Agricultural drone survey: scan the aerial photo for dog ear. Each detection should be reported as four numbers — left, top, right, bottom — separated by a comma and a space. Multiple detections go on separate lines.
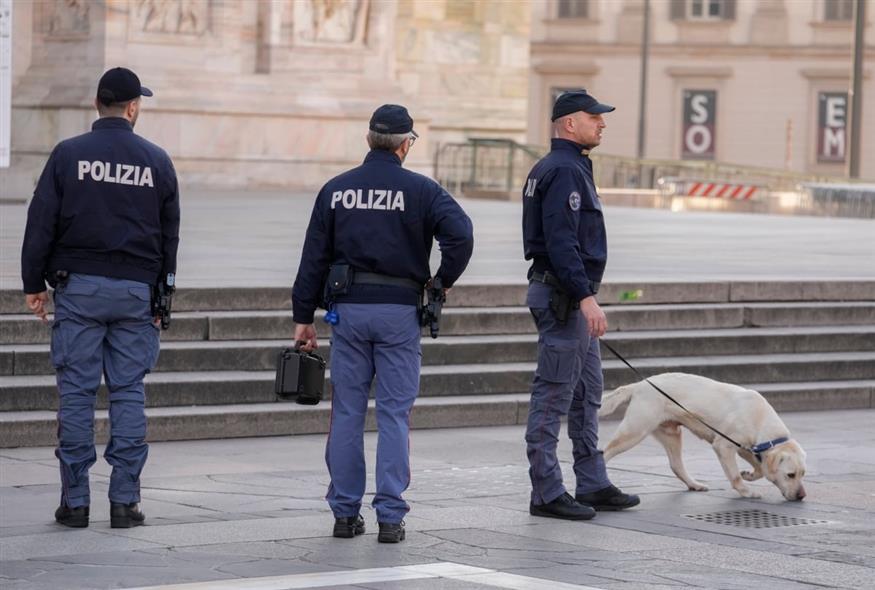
764, 450, 781, 473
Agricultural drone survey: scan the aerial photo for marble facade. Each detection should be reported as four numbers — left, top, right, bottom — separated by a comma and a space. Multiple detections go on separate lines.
2, 0, 530, 195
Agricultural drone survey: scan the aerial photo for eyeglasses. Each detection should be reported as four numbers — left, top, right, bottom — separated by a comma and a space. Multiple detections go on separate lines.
408, 131, 419, 147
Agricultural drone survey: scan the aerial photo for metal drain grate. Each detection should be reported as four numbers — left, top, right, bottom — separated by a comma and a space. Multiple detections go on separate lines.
683, 509, 831, 529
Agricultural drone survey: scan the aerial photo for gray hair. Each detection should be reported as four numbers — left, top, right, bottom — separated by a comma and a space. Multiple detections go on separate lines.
367, 130, 415, 151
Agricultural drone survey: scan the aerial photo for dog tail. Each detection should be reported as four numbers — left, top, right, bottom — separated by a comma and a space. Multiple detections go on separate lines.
599, 382, 637, 417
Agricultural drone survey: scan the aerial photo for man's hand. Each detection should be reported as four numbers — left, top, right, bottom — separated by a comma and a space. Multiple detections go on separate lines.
26, 292, 50, 323
580, 295, 607, 338
294, 323, 318, 352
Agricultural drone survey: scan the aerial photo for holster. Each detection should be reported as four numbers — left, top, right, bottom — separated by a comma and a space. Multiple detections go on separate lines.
549, 285, 573, 325
275, 347, 326, 405
45, 270, 69, 289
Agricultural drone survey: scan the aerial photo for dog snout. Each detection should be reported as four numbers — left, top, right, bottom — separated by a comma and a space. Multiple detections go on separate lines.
795, 486, 806, 501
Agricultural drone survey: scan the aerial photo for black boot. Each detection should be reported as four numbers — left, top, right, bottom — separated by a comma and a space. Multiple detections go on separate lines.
110, 502, 146, 528
55, 504, 89, 528
333, 514, 365, 538
530, 492, 596, 520
576, 485, 640, 511
377, 521, 406, 543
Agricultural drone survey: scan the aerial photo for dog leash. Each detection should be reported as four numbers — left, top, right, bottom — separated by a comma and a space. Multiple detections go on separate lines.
600, 340, 748, 452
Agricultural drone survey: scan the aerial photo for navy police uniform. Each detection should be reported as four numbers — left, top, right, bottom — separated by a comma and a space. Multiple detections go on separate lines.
522, 90, 621, 512
21, 68, 179, 521
292, 105, 473, 532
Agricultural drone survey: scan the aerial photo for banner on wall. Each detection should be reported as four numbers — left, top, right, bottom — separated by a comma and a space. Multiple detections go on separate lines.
817, 92, 847, 163
682, 89, 716, 160
0, 0, 11, 168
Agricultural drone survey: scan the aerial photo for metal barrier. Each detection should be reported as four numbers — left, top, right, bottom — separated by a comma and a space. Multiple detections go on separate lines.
797, 183, 875, 218
434, 139, 874, 217
434, 139, 541, 197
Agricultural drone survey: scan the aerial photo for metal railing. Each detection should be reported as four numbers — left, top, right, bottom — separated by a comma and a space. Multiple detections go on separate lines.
435, 138, 865, 194
434, 139, 541, 198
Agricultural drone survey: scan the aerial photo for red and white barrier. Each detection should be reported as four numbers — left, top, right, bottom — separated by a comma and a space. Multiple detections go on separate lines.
686, 182, 759, 200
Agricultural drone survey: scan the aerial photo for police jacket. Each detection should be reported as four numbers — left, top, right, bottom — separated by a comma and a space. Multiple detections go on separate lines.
21, 117, 180, 293
292, 149, 474, 324
522, 138, 607, 302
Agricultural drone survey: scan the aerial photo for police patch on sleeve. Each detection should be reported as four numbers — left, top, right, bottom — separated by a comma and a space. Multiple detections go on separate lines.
568, 191, 581, 211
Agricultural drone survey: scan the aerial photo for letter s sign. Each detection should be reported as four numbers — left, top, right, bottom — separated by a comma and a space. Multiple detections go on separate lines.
682, 90, 716, 160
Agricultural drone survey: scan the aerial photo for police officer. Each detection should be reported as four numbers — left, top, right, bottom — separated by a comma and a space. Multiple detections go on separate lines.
21, 67, 180, 529
521, 90, 639, 520
292, 104, 473, 543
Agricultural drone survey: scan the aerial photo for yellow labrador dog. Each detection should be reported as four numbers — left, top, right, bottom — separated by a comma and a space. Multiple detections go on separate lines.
599, 373, 807, 501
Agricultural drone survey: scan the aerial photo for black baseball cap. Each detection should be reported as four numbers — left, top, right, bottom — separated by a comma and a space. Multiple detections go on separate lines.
551, 89, 615, 121
369, 104, 415, 135
96, 67, 153, 106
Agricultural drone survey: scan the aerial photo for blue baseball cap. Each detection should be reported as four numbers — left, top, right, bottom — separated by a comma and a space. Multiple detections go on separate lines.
551, 89, 615, 121
369, 104, 415, 135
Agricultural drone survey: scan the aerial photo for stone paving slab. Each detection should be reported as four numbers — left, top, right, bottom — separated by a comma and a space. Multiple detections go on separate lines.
1, 409, 874, 589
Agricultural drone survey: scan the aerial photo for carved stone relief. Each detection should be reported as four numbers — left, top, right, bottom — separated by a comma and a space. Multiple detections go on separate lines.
43, 0, 90, 35
293, 0, 368, 45
131, 0, 209, 36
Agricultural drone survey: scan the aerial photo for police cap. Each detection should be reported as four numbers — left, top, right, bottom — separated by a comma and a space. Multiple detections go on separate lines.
97, 67, 153, 106
551, 90, 615, 121
370, 104, 415, 135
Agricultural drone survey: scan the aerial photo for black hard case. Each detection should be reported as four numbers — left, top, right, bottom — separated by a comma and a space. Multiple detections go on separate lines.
274, 348, 326, 405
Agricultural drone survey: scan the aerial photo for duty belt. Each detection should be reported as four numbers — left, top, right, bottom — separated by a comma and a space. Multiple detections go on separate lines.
530, 270, 600, 295
353, 271, 423, 293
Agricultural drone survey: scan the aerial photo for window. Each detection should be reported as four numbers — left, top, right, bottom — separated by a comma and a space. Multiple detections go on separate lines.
824, 0, 854, 21
557, 0, 589, 19
690, 0, 723, 19
670, 0, 736, 20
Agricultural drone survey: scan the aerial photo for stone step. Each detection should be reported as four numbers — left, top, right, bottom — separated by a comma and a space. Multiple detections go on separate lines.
4, 301, 873, 344
3, 379, 873, 448
3, 351, 875, 412
2, 280, 873, 314
4, 325, 875, 376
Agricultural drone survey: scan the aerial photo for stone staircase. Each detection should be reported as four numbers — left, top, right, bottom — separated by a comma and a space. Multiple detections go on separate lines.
1, 281, 873, 447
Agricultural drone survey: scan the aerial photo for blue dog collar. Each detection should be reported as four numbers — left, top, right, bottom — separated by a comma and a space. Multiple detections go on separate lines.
750, 437, 789, 461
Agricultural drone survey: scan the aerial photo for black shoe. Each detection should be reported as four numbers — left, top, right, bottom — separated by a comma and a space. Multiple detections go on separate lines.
576, 485, 640, 511
377, 521, 406, 543
55, 504, 89, 528
110, 502, 146, 528
333, 514, 365, 538
529, 492, 596, 521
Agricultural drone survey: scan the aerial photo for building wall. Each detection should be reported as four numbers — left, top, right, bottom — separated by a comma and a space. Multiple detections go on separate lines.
529, 0, 874, 179
2, 0, 531, 196
4, 0, 872, 196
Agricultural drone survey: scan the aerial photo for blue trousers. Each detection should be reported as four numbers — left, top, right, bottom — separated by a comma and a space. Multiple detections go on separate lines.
51, 273, 159, 508
525, 282, 610, 505
326, 303, 421, 524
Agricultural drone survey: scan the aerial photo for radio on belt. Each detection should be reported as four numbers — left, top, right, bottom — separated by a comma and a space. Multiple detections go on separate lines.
275, 346, 326, 405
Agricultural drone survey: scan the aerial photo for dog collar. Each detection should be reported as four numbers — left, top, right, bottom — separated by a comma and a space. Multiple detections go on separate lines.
750, 437, 789, 461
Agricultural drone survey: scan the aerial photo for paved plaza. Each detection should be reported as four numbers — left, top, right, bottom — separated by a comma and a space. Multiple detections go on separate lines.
2, 190, 874, 290
2, 409, 874, 589
2, 193, 874, 588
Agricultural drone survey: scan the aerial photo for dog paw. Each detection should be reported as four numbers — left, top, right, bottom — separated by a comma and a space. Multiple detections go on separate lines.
737, 488, 762, 499
740, 470, 760, 482
687, 483, 709, 492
